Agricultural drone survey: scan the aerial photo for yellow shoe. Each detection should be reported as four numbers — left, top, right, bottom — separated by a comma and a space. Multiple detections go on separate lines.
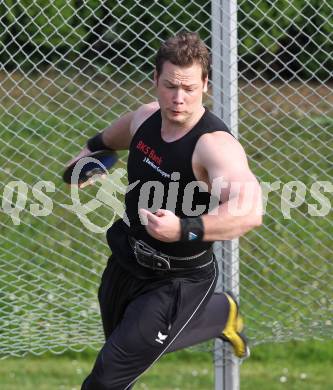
220, 292, 250, 359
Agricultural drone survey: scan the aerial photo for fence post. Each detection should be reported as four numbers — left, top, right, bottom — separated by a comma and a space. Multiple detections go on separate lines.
212, 1, 240, 389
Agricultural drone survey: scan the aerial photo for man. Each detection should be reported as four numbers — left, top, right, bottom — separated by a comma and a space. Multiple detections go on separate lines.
72, 31, 262, 390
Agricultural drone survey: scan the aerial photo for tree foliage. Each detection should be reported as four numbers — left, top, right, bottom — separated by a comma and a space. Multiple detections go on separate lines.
0, 0, 331, 80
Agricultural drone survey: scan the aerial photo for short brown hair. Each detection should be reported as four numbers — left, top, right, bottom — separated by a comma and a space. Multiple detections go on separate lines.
155, 31, 210, 81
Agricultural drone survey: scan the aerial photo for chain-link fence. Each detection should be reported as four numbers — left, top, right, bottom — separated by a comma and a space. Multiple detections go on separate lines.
237, 0, 332, 345
0, 0, 332, 362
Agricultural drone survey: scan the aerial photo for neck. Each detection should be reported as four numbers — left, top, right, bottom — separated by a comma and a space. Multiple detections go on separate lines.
161, 106, 205, 140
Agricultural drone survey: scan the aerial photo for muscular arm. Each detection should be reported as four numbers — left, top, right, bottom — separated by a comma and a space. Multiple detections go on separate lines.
67, 102, 159, 165
100, 111, 135, 150
98, 102, 160, 150
195, 132, 263, 241
140, 131, 262, 243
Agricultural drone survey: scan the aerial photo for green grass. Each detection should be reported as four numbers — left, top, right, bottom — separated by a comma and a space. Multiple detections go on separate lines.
1, 341, 333, 389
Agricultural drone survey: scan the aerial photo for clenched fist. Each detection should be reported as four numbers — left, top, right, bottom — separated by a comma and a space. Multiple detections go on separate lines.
138, 209, 181, 242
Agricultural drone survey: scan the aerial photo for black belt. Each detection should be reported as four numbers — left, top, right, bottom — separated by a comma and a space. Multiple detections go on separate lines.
128, 237, 213, 271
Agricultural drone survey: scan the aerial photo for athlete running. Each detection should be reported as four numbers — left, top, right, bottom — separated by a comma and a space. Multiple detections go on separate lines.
70, 31, 262, 390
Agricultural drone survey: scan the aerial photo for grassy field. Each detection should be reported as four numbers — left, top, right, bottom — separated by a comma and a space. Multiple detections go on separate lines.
1, 340, 332, 390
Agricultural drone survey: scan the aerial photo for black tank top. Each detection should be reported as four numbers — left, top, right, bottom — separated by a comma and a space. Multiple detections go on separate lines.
115, 107, 231, 258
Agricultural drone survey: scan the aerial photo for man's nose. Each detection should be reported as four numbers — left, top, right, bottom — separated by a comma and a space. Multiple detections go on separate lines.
172, 88, 184, 104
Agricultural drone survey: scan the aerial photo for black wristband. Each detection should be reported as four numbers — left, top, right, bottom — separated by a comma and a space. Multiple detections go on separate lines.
87, 133, 112, 152
180, 217, 204, 241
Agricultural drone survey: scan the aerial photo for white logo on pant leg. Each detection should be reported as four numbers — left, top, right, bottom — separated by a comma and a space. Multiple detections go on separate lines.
155, 331, 168, 344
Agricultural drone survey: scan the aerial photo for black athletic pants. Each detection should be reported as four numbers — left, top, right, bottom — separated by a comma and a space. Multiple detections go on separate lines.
81, 255, 230, 390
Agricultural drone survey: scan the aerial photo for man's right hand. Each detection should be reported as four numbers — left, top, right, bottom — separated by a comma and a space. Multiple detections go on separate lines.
64, 147, 107, 188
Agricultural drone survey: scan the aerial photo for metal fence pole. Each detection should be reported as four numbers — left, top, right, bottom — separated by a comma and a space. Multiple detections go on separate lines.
212, 1, 240, 389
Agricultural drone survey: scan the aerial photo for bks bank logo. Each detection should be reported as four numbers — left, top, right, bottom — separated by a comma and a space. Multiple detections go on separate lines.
136, 140, 163, 166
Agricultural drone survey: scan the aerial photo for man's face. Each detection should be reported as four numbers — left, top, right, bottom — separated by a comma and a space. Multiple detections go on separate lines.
154, 61, 208, 126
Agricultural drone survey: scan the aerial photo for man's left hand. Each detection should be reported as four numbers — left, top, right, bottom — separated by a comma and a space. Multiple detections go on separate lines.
139, 209, 181, 242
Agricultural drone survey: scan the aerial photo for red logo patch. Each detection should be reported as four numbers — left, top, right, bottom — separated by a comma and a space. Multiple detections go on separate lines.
136, 140, 163, 166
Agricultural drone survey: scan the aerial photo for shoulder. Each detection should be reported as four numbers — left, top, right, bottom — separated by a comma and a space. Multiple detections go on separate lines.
129, 101, 160, 136
194, 131, 250, 180
196, 131, 247, 162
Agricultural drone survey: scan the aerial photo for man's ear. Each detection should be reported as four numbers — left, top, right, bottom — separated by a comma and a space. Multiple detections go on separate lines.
203, 76, 208, 93
153, 70, 159, 87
